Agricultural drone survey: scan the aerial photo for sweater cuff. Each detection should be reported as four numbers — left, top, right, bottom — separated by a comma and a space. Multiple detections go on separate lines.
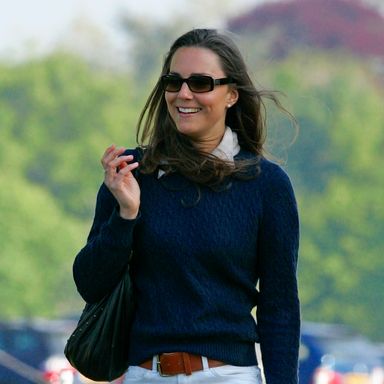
105, 206, 140, 247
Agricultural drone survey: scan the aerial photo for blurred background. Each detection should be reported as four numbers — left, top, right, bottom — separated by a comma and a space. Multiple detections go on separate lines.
1, 0, 383, 383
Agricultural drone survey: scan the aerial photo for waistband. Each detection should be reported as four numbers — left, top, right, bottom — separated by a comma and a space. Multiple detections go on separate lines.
140, 352, 225, 376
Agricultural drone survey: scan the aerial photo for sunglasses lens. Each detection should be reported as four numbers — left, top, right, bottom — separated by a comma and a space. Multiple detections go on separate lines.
162, 75, 181, 92
161, 75, 215, 93
188, 76, 213, 92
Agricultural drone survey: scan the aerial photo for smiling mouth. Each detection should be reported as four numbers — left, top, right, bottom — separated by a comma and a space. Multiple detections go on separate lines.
177, 107, 201, 114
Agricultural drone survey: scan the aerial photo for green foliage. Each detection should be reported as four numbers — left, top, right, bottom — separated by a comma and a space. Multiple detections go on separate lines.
0, 54, 140, 219
0, 172, 86, 316
0, 52, 146, 318
256, 51, 384, 339
1, 36, 383, 341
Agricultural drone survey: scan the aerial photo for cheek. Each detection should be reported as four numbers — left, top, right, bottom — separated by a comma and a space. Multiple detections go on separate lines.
164, 96, 177, 123
164, 93, 174, 109
201, 93, 227, 110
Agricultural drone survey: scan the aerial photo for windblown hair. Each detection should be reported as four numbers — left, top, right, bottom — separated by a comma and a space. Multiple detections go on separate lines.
136, 28, 291, 186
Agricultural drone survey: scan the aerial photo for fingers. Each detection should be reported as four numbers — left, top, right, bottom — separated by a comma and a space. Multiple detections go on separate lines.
109, 155, 134, 171
101, 145, 125, 167
100, 146, 141, 218
118, 161, 128, 171
116, 161, 139, 175
101, 145, 140, 190
101, 145, 134, 172
101, 144, 121, 167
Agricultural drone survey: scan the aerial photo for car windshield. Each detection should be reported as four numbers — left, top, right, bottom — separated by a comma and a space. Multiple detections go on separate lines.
0, 319, 76, 361
46, 331, 69, 356
317, 336, 382, 368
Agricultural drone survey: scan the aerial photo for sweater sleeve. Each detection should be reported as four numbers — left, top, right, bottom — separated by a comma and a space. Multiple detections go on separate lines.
73, 183, 138, 303
256, 163, 300, 384
73, 149, 141, 303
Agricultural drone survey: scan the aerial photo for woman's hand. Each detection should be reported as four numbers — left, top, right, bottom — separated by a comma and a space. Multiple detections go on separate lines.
101, 145, 140, 220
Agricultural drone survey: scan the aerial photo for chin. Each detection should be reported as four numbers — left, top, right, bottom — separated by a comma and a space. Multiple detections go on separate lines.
175, 124, 199, 137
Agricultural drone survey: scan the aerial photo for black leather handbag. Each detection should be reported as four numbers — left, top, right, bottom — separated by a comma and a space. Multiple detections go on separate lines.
64, 266, 134, 381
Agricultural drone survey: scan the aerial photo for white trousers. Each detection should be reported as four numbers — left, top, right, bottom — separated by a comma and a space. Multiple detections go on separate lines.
123, 356, 262, 384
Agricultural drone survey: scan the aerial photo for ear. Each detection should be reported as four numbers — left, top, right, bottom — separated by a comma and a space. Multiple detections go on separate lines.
226, 88, 239, 109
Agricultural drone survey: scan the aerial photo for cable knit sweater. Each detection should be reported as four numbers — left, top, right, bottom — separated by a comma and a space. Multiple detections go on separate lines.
73, 148, 300, 384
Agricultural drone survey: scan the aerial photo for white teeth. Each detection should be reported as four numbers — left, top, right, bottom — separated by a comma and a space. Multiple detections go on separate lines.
178, 107, 200, 113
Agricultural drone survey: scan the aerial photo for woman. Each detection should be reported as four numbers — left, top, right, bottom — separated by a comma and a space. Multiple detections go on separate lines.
73, 28, 300, 384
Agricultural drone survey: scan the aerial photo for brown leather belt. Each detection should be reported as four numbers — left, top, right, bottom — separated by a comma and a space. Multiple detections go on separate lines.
140, 352, 225, 376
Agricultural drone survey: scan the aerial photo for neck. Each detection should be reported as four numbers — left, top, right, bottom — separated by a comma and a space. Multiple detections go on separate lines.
190, 132, 225, 154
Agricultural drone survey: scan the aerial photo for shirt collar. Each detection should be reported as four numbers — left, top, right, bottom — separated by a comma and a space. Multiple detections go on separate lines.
211, 126, 240, 162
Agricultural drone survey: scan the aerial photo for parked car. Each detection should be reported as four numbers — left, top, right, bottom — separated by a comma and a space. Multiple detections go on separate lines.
299, 322, 384, 384
0, 318, 126, 384
0, 318, 80, 384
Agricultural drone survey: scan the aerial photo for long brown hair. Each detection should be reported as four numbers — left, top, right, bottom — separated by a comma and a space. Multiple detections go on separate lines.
136, 28, 291, 186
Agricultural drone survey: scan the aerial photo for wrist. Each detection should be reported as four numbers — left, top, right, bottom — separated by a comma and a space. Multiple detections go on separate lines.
119, 206, 139, 220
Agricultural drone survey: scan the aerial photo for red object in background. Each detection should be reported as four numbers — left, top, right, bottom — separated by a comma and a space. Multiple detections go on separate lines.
312, 367, 343, 384
227, 0, 384, 59
42, 366, 76, 384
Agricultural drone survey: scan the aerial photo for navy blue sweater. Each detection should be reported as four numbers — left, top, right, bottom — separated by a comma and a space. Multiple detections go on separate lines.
73, 149, 300, 384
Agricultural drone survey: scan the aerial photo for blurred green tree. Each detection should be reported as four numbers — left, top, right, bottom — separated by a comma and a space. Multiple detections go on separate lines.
258, 51, 384, 339
0, 53, 139, 219
1, 24, 383, 341
0, 53, 144, 317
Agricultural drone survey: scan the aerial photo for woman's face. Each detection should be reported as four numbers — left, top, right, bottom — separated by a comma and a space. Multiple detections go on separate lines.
164, 46, 238, 151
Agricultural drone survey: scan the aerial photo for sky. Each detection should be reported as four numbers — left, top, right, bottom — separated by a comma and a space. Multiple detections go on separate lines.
0, 0, 265, 59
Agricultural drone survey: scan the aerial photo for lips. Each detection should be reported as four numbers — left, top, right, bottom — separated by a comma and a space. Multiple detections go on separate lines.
177, 107, 201, 114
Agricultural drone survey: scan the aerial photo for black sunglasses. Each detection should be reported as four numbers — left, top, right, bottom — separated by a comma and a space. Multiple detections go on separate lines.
160, 74, 234, 93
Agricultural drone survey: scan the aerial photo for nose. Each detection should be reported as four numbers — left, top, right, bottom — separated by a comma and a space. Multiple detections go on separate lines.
177, 81, 193, 98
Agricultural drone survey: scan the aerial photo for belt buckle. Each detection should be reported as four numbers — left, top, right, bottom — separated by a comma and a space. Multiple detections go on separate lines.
157, 360, 172, 377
